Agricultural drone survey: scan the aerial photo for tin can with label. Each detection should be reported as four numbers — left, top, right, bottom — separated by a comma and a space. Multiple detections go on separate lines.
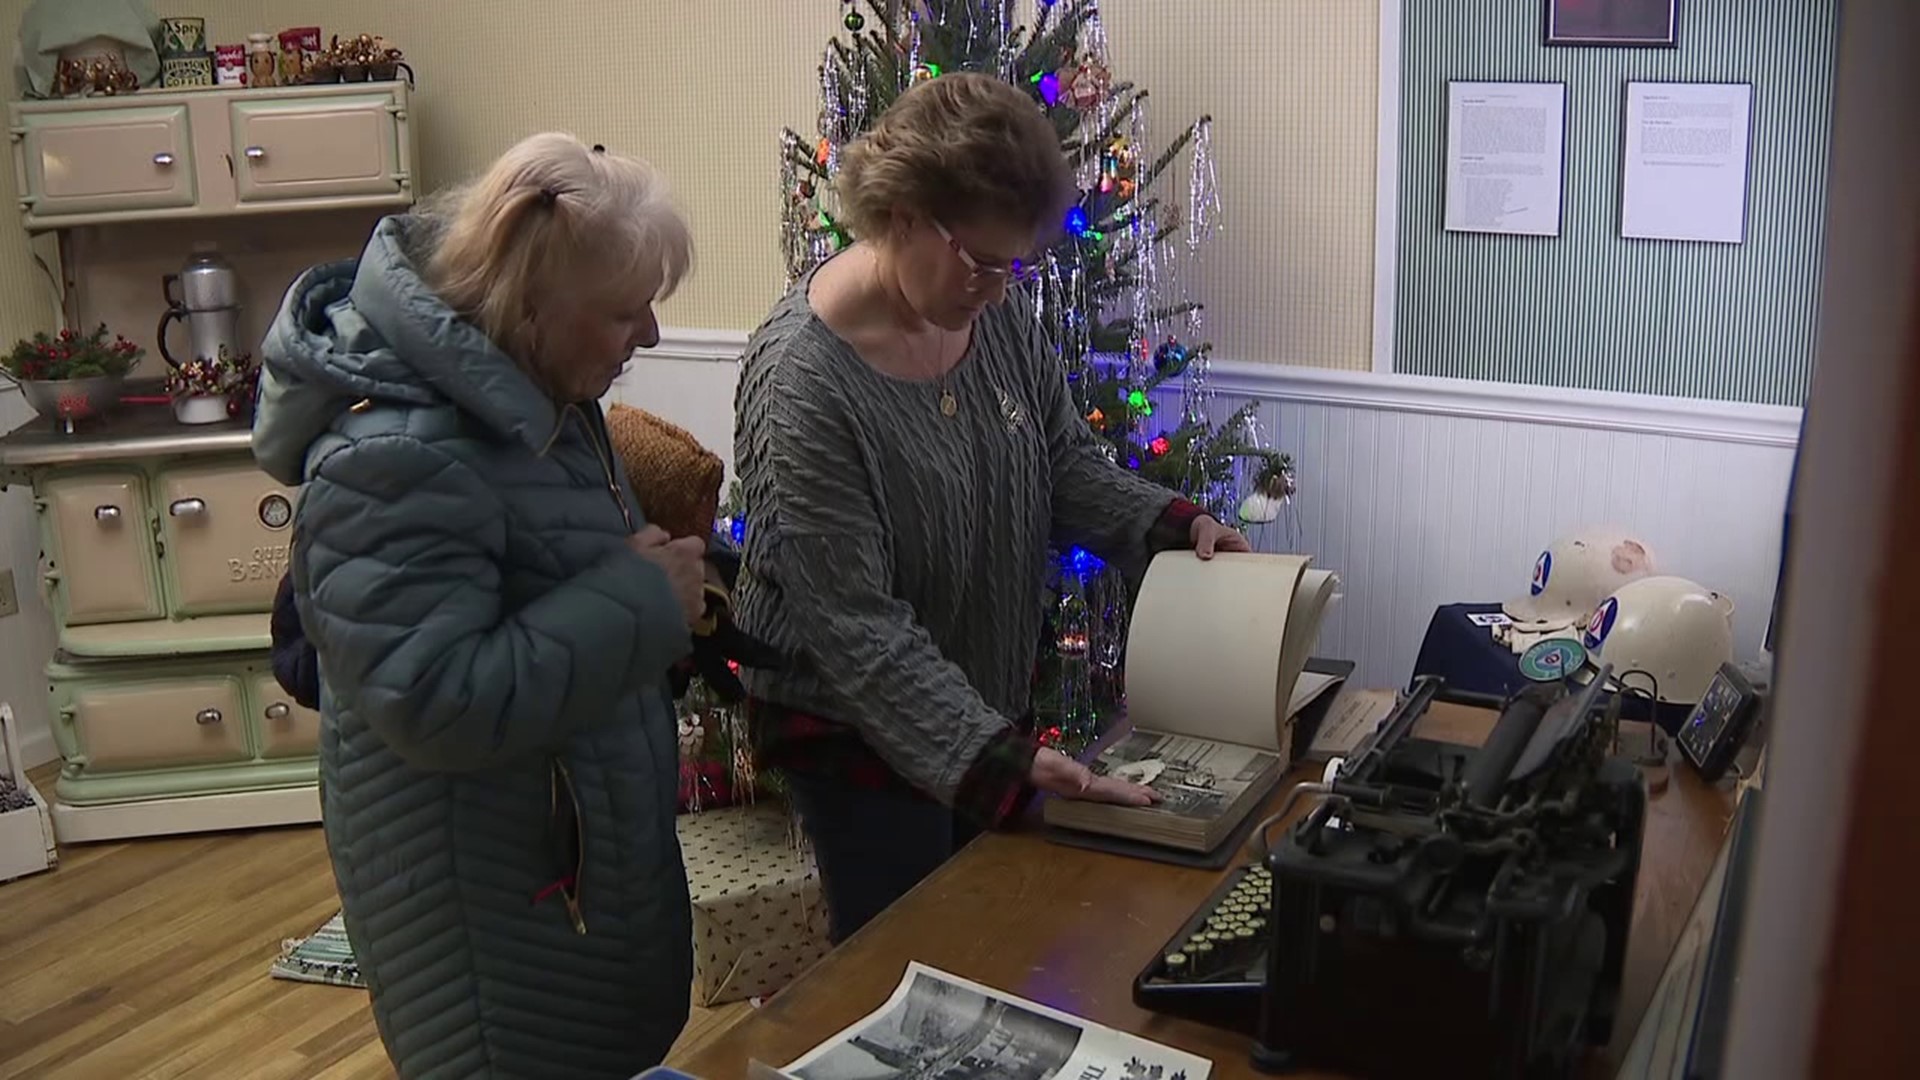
214, 43, 246, 86
278, 26, 322, 84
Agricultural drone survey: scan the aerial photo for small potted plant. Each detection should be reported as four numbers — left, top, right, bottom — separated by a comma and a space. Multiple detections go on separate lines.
165, 346, 257, 424
1, 325, 142, 432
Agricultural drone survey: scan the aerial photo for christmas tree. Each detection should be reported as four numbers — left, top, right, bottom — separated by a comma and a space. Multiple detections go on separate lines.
756, 0, 1296, 754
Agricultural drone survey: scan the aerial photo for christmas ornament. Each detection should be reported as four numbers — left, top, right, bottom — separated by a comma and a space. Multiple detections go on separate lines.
843, 10, 865, 31
1237, 491, 1281, 524
1065, 62, 1110, 109
1152, 338, 1190, 376
1149, 435, 1171, 457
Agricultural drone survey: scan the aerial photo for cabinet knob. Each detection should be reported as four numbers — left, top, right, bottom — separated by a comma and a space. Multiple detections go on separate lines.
93, 504, 120, 522
265, 703, 290, 721
169, 498, 206, 517
244, 146, 266, 161
196, 708, 223, 726
153, 152, 175, 167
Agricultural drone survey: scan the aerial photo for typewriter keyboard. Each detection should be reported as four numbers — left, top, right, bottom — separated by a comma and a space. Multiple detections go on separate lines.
1148, 862, 1273, 985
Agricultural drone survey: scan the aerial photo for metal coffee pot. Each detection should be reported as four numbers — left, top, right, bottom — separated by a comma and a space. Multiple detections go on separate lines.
158, 249, 244, 370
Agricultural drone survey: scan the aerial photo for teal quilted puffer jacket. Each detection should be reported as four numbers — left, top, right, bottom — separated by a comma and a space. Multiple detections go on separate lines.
252, 215, 696, 1079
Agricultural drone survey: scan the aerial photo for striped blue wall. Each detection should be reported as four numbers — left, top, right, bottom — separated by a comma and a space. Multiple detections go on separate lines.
1392, 0, 1838, 405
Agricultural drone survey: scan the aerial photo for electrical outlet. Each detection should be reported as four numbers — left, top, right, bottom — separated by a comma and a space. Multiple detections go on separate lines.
0, 568, 16, 618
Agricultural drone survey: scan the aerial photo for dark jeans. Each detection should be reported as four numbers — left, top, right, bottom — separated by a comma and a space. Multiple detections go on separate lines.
781, 772, 982, 944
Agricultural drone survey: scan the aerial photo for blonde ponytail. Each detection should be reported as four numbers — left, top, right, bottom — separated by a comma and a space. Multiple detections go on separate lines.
421, 132, 693, 364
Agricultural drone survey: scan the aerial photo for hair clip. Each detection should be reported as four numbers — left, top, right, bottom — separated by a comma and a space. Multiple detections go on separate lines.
591, 143, 606, 154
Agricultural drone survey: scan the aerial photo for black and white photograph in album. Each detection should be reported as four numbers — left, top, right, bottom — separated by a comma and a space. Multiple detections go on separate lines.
1545, 0, 1679, 47
790, 971, 1081, 1080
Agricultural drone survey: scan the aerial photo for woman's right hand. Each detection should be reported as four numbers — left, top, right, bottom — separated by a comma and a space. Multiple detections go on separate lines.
1029, 746, 1161, 807
629, 525, 707, 626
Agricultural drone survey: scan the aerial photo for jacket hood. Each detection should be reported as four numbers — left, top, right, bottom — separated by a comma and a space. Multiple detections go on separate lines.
251, 214, 562, 484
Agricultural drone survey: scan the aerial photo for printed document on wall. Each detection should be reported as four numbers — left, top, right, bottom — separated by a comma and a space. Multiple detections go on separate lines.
1621, 82, 1754, 244
1443, 81, 1566, 238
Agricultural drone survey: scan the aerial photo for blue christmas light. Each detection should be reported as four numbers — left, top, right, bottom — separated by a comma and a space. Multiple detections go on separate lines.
719, 515, 747, 545
1064, 546, 1105, 576
1038, 72, 1061, 107
1065, 206, 1090, 237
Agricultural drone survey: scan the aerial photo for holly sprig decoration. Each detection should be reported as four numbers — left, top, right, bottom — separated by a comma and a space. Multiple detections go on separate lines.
3, 325, 142, 382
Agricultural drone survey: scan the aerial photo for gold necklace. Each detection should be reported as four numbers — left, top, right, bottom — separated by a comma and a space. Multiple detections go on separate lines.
872, 252, 957, 418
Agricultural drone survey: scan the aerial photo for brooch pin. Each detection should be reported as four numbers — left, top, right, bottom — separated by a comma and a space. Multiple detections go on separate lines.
996, 388, 1024, 432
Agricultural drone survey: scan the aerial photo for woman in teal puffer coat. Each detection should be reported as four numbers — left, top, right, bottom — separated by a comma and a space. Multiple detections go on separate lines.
251, 132, 716, 1079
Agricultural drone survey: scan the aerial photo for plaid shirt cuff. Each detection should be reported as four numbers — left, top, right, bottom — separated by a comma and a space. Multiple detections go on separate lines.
1147, 497, 1209, 554
952, 724, 1040, 829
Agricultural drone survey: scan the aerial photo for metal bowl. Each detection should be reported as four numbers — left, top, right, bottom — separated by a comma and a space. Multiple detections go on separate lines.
7, 375, 127, 431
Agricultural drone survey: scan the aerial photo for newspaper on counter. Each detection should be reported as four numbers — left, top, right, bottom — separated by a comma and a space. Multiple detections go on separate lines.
758, 962, 1212, 1080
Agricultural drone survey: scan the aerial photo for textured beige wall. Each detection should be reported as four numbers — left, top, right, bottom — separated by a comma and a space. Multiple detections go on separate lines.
0, 0, 1377, 366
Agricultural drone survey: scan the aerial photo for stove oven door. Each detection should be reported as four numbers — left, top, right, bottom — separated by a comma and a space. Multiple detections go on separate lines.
247, 670, 320, 759
38, 468, 165, 626
59, 674, 252, 774
153, 458, 298, 618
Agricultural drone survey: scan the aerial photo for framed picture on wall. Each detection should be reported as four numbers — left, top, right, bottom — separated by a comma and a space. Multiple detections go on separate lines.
1544, 0, 1680, 48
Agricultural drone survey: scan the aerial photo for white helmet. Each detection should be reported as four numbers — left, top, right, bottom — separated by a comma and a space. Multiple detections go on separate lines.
1580, 575, 1735, 704
1503, 529, 1657, 625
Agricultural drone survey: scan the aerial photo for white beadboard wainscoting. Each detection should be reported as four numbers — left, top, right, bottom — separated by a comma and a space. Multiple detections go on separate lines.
613, 333, 1801, 694
0, 338, 1799, 769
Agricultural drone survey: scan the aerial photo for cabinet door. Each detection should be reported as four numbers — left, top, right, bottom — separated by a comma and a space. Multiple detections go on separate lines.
14, 104, 196, 220
229, 92, 403, 204
63, 676, 250, 772
248, 671, 321, 759
38, 470, 164, 625
154, 461, 297, 617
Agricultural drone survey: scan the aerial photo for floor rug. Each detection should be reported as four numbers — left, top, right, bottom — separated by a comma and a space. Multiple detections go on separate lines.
270, 911, 367, 989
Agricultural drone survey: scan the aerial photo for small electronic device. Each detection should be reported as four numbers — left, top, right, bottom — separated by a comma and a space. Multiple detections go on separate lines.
1676, 662, 1763, 783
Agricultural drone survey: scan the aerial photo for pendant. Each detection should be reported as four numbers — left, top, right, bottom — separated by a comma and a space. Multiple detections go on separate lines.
940, 388, 958, 417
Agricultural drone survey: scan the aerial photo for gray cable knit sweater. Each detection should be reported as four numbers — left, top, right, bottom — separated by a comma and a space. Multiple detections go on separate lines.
731, 263, 1180, 806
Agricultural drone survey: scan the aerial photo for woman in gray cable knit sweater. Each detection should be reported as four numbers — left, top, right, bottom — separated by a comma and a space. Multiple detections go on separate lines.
731, 73, 1250, 941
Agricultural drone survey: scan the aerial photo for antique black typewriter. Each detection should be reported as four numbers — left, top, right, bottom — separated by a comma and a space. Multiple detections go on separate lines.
1134, 672, 1648, 1079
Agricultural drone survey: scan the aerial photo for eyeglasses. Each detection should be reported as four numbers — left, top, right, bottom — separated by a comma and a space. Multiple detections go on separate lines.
930, 219, 1042, 288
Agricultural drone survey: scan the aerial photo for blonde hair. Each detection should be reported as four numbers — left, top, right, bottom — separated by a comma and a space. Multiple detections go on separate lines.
837, 72, 1075, 241
422, 132, 692, 359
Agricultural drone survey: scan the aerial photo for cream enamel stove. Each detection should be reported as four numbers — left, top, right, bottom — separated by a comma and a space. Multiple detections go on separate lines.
0, 403, 318, 843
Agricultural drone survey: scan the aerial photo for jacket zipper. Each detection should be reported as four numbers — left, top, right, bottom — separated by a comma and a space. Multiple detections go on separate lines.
549, 403, 636, 533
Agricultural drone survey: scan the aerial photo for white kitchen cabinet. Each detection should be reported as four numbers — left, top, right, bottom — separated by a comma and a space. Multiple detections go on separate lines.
9, 80, 414, 231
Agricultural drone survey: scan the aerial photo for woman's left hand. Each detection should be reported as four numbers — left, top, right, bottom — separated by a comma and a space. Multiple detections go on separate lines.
1190, 515, 1252, 559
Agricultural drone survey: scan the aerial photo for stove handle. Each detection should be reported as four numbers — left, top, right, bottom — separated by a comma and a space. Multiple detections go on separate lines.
196, 708, 223, 726
264, 703, 290, 721
169, 498, 206, 518
93, 504, 120, 523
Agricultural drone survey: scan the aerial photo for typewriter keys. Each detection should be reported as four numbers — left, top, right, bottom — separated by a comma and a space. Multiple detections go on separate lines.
1149, 863, 1275, 985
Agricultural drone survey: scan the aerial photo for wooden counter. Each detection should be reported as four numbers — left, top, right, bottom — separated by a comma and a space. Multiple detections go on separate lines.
671, 702, 1737, 1079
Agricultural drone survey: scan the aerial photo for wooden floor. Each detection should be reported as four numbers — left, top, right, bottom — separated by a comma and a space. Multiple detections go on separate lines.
0, 764, 752, 1079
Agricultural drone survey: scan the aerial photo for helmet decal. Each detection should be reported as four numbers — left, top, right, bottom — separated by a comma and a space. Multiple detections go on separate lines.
1583, 597, 1619, 650
1530, 550, 1552, 596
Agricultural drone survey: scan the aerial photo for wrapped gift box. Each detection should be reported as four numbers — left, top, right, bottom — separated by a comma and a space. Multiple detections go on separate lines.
677, 801, 831, 1006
